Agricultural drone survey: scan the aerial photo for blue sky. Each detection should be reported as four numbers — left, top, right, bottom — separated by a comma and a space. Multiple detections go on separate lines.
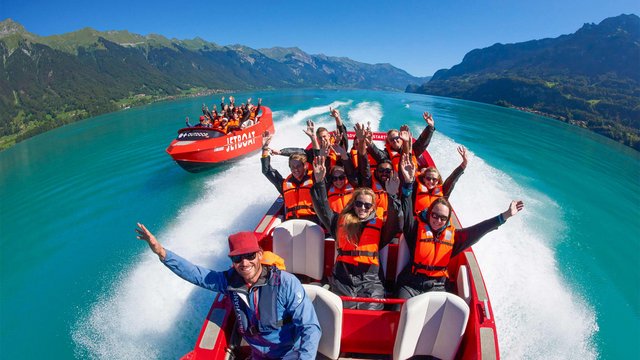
3, 0, 639, 77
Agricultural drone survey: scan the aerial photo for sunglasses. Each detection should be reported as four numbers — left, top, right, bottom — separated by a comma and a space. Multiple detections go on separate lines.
229, 252, 257, 263
424, 176, 439, 182
430, 212, 449, 222
354, 200, 374, 210
332, 175, 347, 181
378, 168, 392, 174
390, 136, 402, 142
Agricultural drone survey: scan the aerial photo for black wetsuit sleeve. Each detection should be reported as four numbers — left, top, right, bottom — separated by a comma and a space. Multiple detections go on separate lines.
413, 124, 435, 157
341, 154, 358, 186
451, 216, 502, 257
311, 180, 338, 237
337, 123, 349, 149
241, 109, 250, 122
261, 156, 284, 195
380, 193, 402, 248
442, 165, 465, 198
359, 152, 373, 188
279, 147, 307, 157
401, 182, 419, 250
368, 142, 388, 164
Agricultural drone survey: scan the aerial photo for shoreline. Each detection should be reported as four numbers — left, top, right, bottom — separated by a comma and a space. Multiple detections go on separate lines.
0, 88, 235, 151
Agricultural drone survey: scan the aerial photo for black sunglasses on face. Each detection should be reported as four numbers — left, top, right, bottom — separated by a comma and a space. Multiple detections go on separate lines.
230, 252, 257, 263
354, 200, 374, 210
378, 168, 392, 174
430, 212, 449, 222
332, 175, 347, 181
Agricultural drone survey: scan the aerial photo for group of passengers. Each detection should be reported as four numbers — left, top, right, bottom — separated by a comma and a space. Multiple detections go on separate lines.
261, 108, 524, 309
185, 96, 262, 134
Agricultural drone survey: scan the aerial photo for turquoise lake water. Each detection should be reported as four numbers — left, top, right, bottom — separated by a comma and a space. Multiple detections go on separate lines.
0, 89, 638, 359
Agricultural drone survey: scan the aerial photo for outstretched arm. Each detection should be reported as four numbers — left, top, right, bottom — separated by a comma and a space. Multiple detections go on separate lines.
136, 223, 166, 260
135, 223, 226, 291
442, 146, 468, 197
452, 200, 525, 256
413, 112, 436, 156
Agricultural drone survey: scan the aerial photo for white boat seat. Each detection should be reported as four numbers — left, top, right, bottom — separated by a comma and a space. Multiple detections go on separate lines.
456, 265, 471, 305
272, 219, 325, 281
393, 292, 470, 360
303, 284, 343, 360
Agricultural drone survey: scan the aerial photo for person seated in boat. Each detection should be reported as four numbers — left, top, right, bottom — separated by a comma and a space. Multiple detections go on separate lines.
261, 132, 320, 224
354, 123, 395, 220
311, 155, 401, 310
216, 118, 229, 133
226, 113, 242, 132
367, 111, 436, 171
326, 165, 355, 214
185, 115, 212, 128
135, 224, 321, 359
396, 154, 524, 297
413, 146, 469, 214
247, 97, 262, 122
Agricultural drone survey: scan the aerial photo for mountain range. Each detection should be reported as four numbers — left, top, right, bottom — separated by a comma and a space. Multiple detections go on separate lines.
407, 14, 640, 150
0, 19, 427, 150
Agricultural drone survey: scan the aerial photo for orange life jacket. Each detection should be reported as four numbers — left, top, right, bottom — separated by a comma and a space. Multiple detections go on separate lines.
336, 215, 383, 266
350, 147, 377, 172
371, 178, 388, 221
282, 171, 315, 219
384, 143, 418, 173
412, 217, 455, 278
327, 183, 354, 214
261, 251, 286, 270
414, 180, 443, 214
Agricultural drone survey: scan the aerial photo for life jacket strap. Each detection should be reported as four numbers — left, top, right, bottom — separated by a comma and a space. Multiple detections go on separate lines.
337, 249, 379, 258
412, 263, 448, 273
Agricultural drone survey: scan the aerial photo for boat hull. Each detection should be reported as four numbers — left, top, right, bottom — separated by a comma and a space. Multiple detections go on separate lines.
166, 106, 275, 172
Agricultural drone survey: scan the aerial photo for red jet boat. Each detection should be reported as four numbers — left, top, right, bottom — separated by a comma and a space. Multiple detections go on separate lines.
181, 131, 500, 359
166, 106, 275, 172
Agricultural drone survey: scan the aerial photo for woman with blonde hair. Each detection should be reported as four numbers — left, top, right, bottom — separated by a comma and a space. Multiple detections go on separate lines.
311, 156, 402, 310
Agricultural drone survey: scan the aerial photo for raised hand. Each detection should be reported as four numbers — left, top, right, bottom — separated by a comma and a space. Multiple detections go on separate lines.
313, 155, 327, 182
247, 97, 252, 104
319, 138, 331, 157
423, 112, 435, 127
258, 98, 262, 104
332, 143, 347, 159
503, 200, 525, 220
400, 153, 416, 182
262, 130, 272, 148
365, 122, 373, 146
303, 119, 315, 138
135, 223, 166, 260
385, 170, 400, 195
330, 107, 341, 119
399, 125, 412, 142
354, 123, 366, 141
457, 146, 468, 169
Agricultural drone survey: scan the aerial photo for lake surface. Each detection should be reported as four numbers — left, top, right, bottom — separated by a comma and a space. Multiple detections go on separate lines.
1, 89, 638, 359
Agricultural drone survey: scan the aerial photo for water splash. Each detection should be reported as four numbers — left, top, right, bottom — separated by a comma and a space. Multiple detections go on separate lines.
427, 133, 598, 360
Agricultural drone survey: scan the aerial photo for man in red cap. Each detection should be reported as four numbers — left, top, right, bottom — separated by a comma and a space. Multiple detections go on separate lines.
135, 223, 321, 359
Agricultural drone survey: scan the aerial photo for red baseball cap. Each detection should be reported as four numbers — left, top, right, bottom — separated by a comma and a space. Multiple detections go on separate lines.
228, 232, 261, 256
